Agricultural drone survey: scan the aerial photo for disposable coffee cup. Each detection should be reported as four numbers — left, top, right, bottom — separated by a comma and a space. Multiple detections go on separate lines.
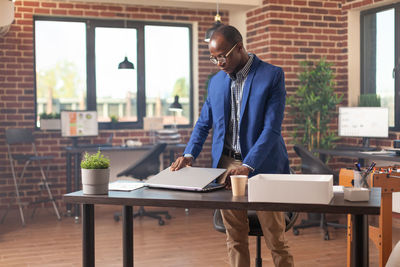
230, 175, 248, 196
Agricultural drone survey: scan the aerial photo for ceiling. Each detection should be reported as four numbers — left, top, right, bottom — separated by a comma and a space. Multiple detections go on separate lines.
63, 0, 261, 11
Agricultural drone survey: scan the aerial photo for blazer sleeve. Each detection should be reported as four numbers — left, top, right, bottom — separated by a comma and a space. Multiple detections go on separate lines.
183, 93, 213, 159
242, 68, 286, 171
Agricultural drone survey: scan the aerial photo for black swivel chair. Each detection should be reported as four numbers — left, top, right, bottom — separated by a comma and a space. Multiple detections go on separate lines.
292, 145, 346, 240
113, 143, 171, 225
213, 210, 298, 267
2, 128, 61, 226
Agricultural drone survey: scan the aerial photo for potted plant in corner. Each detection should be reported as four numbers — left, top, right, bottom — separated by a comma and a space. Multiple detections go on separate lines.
287, 58, 343, 153
81, 150, 110, 195
40, 112, 61, 130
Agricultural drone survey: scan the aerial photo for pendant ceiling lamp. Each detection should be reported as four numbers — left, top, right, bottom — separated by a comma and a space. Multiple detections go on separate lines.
118, 56, 134, 69
118, 18, 135, 70
169, 95, 183, 112
204, 0, 224, 42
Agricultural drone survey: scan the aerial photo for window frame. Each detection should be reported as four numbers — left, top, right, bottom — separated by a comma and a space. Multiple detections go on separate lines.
33, 16, 194, 130
360, 3, 400, 131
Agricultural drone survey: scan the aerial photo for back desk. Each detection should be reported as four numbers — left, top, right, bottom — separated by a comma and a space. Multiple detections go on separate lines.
64, 144, 186, 218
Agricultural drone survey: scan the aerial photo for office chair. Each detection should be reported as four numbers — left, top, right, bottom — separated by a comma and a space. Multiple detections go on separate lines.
113, 143, 171, 225
213, 210, 298, 267
292, 145, 346, 240
2, 128, 61, 226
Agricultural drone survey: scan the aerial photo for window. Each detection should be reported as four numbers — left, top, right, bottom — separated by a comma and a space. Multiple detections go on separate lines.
361, 4, 400, 129
145, 25, 191, 125
34, 17, 193, 129
95, 27, 138, 122
35, 20, 87, 122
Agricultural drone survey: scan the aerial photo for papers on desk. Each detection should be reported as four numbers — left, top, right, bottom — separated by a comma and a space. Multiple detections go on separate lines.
333, 185, 344, 193
109, 180, 145, 191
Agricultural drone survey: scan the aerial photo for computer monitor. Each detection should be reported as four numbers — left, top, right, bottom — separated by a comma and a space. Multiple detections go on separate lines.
338, 107, 388, 146
61, 110, 98, 137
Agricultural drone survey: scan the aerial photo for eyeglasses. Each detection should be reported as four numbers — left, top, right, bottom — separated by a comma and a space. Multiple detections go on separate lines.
209, 43, 238, 65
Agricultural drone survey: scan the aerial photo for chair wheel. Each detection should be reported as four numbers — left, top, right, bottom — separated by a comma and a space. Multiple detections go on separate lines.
114, 215, 120, 222
324, 233, 330, 240
165, 214, 171, 220
159, 219, 165, 226
293, 229, 299, 235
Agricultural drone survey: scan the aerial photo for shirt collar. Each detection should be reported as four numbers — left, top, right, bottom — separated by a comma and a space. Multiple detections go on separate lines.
229, 53, 254, 81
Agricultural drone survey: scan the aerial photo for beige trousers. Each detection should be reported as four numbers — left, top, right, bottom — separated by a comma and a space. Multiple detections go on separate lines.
217, 154, 294, 267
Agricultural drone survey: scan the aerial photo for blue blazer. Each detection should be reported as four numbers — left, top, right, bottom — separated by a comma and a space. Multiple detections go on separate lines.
184, 55, 290, 176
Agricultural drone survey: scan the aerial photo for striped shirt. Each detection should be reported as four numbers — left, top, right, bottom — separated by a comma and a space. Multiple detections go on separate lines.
225, 53, 254, 154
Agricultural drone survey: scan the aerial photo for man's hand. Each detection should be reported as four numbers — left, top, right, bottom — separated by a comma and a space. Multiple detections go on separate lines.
224, 166, 250, 189
170, 156, 193, 171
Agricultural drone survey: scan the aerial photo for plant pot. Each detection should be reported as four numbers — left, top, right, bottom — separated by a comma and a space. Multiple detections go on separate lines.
81, 168, 110, 195
40, 119, 61, 130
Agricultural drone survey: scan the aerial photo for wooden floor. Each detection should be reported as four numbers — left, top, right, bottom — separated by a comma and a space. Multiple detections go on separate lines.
0, 206, 399, 267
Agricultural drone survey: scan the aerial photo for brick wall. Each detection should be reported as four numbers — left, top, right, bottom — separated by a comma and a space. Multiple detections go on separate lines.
1, 0, 399, 211
246, 0, 347, 169
0, 0, 223, 209
246, 0, 399, 170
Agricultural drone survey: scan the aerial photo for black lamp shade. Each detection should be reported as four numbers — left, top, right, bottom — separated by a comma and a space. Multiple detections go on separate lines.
169, 95, 183, 111
118, 56, 135, 69
205, 20, 223, 42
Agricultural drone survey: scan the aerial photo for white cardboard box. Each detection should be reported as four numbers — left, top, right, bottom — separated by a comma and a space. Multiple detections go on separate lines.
248, 174, 333, 204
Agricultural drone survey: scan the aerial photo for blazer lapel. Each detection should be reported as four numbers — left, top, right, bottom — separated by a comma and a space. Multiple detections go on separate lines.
239, 56, 259, 121
223, 74, 231, 130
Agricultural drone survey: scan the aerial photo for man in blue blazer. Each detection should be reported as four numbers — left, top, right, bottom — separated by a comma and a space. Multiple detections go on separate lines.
171, 25, 293, 267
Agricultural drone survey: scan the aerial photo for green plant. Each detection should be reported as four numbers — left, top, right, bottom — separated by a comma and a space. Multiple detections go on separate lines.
80, 150, 110, 169
40, 112, 60, 119
358, 94, 381, 107
110, 115, 119, 123
287, 58, 343, 151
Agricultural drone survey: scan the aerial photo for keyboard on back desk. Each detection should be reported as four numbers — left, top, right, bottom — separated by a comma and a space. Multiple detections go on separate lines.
335, 146, 378, 152
76, 143, 112, 148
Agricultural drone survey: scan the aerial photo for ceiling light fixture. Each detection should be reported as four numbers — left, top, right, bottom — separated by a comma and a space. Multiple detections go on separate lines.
118, 17, 135, 70
204, 0, 223, 42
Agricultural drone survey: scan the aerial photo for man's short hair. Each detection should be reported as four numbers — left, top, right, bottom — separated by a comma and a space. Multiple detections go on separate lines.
210, 25, 242, 45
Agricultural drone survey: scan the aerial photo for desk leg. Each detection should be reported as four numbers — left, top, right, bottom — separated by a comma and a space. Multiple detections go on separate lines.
74, 153, 81, 219
66, 153, 72, 215
351, 214, 369, 267
82, 204, 95, 267
123, 206, 133, 267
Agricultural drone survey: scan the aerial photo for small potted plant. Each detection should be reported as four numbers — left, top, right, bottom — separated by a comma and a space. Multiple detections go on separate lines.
110, 115, 119, 129
80, 150, 110, 195
40, 112, 61, 130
